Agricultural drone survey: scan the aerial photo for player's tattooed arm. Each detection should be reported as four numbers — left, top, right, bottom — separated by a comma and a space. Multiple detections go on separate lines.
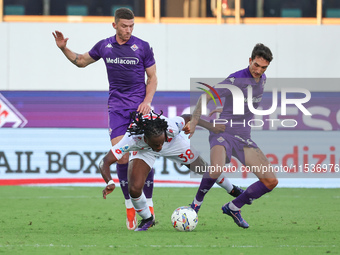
53, 31, 95, 68
73, 54, 79, 65
61, 48, 95, 67
191, 96, 202, 124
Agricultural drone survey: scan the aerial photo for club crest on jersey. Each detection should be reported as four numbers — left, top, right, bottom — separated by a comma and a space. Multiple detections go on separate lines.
131, 44, 138, 51
217, 136, 225, 143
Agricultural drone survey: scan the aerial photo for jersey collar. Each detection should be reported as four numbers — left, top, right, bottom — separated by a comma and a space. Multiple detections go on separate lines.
112, 35, 135, 45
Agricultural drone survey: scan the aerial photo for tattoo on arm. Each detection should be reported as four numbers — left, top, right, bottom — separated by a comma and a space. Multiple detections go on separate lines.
192, 96, 202, 122
73, 54, 79, 65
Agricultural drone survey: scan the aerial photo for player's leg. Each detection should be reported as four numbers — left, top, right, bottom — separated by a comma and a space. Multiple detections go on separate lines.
229, 147, 278, 208
109, 110, 154, 229
210, 145, 243, 195
143, 168, 155, 216
188, 145, 244, 213
166, 136, 243, 213
128, 158, 155, 231
222, 147, 278, 228
111, 134, 137, 230
116, 160, 155, 229
110, 113, 155, 229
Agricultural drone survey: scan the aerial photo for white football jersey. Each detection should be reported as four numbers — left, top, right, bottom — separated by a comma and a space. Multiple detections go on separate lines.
111, 115, 185, 161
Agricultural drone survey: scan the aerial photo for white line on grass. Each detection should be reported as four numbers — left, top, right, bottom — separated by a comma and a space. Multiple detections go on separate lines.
279, 245, 337, 248
0, 244, 337, 249
0, 196, 98, 199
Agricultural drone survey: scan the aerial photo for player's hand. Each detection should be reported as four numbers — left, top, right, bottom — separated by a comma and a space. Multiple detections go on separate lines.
188, 121, 198, 139
137, 101, 151, 115
52, 30, 69, 50
102, 183, 115, 199
182, 121, 191, 135
209, 107, 223, 117
211, 124, 225, 134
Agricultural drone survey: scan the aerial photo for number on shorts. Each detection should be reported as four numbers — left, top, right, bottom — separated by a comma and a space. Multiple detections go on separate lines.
178, 149, 194, 163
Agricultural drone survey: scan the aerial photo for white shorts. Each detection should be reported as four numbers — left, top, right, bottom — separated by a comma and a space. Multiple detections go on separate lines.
130, 135, 199, 168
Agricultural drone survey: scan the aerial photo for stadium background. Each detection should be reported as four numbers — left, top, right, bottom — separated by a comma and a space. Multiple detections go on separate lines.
1, 0, 340, 188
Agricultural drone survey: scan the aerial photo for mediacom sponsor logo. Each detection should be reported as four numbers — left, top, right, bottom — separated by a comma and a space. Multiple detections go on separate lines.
106, 57, 139, 65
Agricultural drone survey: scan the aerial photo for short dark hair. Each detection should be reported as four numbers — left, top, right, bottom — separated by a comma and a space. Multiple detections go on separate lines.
251, 43, 273, 63
114, 8, 134, 23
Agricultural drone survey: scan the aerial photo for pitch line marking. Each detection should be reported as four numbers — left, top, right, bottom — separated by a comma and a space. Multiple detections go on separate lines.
0, 244, 337, 249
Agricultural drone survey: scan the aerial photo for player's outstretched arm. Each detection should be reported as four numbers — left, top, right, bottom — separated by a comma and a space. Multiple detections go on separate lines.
99, 151, 118, 199
181, 114, 191, 134
52, 30, 96, 68
137, 64, 157, 114
181, 114, 225, 135
189, 92, 213, 138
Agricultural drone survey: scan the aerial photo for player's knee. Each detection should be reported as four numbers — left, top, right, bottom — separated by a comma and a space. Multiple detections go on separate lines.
261, 178, 278, 190
267, 178, 278, 190
128, 183, 143, 198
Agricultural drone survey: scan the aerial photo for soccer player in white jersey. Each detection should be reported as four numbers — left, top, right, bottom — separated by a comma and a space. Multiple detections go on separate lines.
99, 111, 242, 231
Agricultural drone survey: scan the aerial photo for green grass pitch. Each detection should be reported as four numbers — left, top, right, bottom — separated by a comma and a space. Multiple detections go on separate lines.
0, 186, 339, 255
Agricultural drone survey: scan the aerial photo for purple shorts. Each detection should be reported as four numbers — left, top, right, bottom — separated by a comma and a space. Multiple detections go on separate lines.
209, 131, 258, 165
108, 109, 134, 140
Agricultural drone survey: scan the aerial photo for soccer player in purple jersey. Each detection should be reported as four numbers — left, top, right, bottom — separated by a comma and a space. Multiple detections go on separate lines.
189, 43, 278, 228
52, 8, 157, 230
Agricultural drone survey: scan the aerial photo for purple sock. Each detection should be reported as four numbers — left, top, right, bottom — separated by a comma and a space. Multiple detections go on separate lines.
116, 163, 129, 199
195, 171, 217, 202
232, 181, 271, 209
143, 168, 154, 199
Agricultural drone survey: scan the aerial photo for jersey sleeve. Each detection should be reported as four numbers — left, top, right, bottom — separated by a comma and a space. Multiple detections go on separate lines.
166, 116, 185, 138
214, 76, 235, 98
88, 40, 104, 61
111, 133, 135, 161
143, 42, 156, 69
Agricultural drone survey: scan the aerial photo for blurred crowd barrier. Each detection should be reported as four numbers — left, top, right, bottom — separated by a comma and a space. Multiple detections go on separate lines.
1, 0, 340, 24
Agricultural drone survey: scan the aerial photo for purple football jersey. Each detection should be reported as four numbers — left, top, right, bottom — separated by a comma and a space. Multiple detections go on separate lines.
89, 35, 155, 111
214, 67, 266, 137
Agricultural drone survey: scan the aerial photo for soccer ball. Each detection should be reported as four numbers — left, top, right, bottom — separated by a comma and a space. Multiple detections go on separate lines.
171, 206, 198, 232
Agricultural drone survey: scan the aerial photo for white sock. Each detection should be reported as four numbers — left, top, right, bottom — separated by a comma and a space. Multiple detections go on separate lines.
125, 199, 134, 209
146, 198, 153, 207
229, 201, 240, 211
216, 173, 233, 193
193, 198, 203, 206
131, 193, 152, 219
